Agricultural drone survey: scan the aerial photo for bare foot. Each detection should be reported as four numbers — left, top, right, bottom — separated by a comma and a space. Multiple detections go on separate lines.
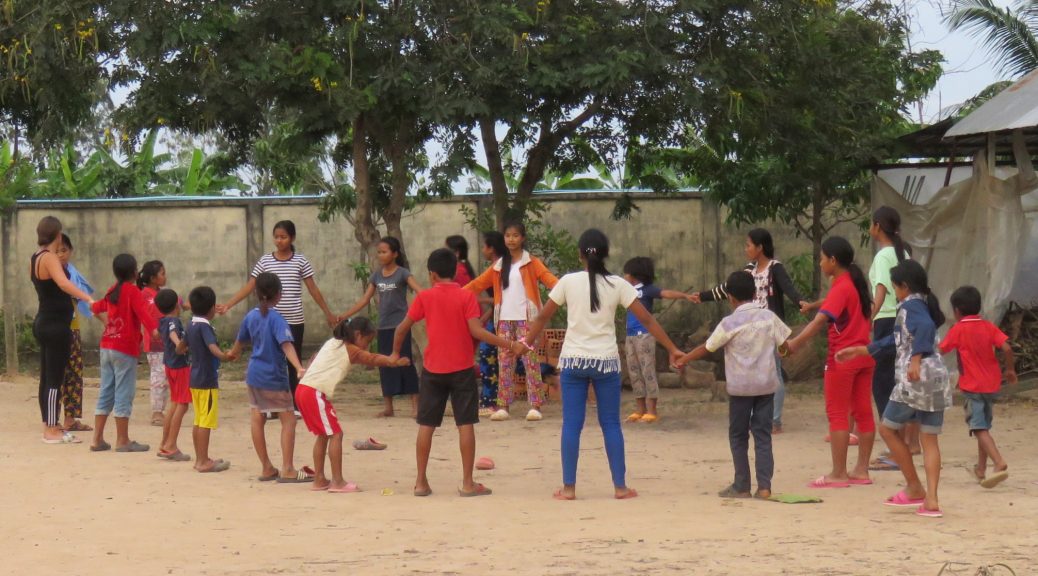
375, 410, 394, 418
312, 478, 331, 491
615, 487, 638, 499
553, 487, 576, 500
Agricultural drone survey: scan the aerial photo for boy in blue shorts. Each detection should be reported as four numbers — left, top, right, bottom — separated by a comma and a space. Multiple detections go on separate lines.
938, 286, 1017, 489
187, 286, 238, 473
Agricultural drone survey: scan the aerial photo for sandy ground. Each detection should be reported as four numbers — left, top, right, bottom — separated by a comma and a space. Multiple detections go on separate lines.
3, 374, 1037, 576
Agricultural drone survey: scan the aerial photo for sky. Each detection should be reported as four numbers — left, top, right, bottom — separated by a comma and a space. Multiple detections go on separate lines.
910, 0, 1016, 123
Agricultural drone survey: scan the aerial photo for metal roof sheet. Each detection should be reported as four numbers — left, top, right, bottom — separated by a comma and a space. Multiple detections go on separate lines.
945, 68, 1038, 138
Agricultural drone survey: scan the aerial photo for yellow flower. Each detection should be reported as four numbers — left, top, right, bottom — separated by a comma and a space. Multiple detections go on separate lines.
54, 23, 63, 30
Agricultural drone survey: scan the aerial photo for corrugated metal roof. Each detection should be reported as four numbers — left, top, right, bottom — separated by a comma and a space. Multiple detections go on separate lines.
945, 68, 1038, 138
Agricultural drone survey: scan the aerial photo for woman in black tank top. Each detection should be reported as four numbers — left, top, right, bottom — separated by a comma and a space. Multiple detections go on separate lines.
31, 217, 94, 444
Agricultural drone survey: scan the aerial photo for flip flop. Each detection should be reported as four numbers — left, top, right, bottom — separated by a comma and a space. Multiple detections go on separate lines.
65, 421, 93, 432
718, 485, 751, 498
869, 457, 900, 471
476, 457, 495, 471
42, 432, 81, 445
258, 469, 280, 482
626, 412, 644, 423
311, 483, 330, 492
980, 470, 1009, 489
413, 487, 433, 497
915, 505, 943, 518
277, 469, 315, 483
884, 490, 925, 507
90, 441, 111, 452
639, 414, 658, 423
458, 483, 492, 497
553, 488, 576, 501
160, 450, 192, 462
807, 476, 850, 489
329, 482, 361, 493
198, 459, 230, 473
847, 477, 874, 485
115, 441, 149, 453
615, 488, 639, 500
352, 437, 387, 450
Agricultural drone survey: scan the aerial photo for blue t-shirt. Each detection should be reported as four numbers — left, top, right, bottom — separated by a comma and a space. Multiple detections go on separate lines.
187, 318, 220, 389
160, 316, 189, 370
626, 283, 662, 336
236, 307, 294, 391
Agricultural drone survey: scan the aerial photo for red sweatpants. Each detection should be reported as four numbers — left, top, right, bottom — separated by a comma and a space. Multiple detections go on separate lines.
824, 362, 876, 434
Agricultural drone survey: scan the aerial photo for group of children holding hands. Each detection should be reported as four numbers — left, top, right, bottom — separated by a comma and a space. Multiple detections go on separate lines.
31, 209, 1020, 512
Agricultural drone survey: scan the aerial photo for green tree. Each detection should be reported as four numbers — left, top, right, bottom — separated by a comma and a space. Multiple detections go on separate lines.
946, 0, 1038, 77
691, 0, 941, 293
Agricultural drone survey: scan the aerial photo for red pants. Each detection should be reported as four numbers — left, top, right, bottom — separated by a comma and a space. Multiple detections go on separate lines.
824, 361, 875, 434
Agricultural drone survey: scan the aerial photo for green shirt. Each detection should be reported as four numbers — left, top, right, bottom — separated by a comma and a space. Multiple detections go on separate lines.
869, 246, 908, 320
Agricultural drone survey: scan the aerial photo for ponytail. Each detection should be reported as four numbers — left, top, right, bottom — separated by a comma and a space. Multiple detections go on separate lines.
446, 235, 476, 280
333, 316, 375, 344
577, 229, 612, 313
873, 206, 909, 263
137, 260, 164, 289
821, 236, 871, 319
109, 254, 138, 305
890, 260, 945, 328
254, 272, 282, 317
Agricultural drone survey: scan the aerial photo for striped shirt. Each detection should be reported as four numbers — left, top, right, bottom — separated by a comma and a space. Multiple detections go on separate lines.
251, 252, 315, 325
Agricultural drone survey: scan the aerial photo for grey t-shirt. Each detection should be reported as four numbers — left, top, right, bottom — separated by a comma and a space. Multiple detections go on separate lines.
370, 266, 411, 329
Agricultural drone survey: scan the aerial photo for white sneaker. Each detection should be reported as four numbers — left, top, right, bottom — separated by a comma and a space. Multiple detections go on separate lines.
526, 408, 543, 421
490, 409, 510, 421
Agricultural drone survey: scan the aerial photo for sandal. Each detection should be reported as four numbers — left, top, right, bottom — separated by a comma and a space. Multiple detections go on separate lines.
413, 487, 433, 497
65, 421, 93, 432
42, 432, 81, 445
639, 414, 658, 423
198, 459, 230, 473
626, 412, 644, 423
476, 456, 495, 470
258, 469, 280, 482
458, 483, 493, 497
807, 476, 850, 489
277, 469, 315, 483
718, 485, 751, 498
883, 490, 925, 507
980, 469, 1009, 489
329, 482, 361, 493
158, 450, 192, 462
869, 457, 900, 471
352, 437, 387, 450
115, 440, 149, 453
553, 488, 576, 501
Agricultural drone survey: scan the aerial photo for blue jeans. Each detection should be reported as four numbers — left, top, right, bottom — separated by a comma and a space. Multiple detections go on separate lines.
560, 366, 626, 488
96, 349, 138, 417
773, 352, 785, 427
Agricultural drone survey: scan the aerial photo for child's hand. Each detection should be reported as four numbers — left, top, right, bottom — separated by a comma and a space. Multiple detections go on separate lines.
799, 301, 811, 314
1005, 368, 1018, 385
296, 367, 306, 380
215, 303, 229, 315
227, 349, 240, 362
689, 292, 702, 304
669, 349, 687, 370
325, 313, 337, 328
396, 357, 411, 367
907, 356, 921, 382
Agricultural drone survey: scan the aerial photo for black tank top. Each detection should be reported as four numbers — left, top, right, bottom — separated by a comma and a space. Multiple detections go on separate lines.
31, 250, 73, 322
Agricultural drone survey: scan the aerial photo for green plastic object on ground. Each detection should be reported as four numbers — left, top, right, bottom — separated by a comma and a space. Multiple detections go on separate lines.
768, 493, 823, 504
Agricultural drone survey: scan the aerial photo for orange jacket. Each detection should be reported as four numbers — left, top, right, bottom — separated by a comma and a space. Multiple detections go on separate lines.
464, 251, 558, 324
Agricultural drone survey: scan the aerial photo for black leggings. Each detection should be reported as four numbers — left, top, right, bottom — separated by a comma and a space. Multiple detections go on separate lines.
34, 317, 71, 427
288, 324, 305, 408
871, 317, 897, 417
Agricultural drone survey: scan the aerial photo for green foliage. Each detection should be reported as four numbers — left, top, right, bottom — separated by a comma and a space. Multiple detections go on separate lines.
945, 0, 1038, 78
0, 312, 39, 367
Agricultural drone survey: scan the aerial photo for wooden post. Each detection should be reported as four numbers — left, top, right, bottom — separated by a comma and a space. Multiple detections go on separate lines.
2, 209, 19, 375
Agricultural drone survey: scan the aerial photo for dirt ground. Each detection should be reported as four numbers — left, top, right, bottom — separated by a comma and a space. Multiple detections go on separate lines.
3, 373, 1036, 576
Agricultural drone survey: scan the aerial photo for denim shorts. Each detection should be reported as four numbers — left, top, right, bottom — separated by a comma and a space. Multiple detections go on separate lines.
882, 400, 944, 435
962, 392, 996, 435
96, 349, 139, 418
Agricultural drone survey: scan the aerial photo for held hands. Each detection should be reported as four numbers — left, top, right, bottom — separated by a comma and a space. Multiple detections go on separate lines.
669, 349, 688, 370
689, 292, 702, 304
226, 349, 240, 362
215, 303, 229, 315
798, 300, 813, 314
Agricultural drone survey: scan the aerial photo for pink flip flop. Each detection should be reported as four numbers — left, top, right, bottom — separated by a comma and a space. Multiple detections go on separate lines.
807, 476, 850, 489
476, 457, 495, 471
915, 505, 943, 518
329, 482, 361, 493
884, 490, 925, 507
847, 477, 874, 485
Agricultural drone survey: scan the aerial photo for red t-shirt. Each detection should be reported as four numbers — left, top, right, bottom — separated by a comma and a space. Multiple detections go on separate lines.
140, 286, 164, 353
819, 272, 873, 368
454, 262, 473, 287
938, 316, 1008, 393
91, 282, 160, 358
407, 281, 480, 374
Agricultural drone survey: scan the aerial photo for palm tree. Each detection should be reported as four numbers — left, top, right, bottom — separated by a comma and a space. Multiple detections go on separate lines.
945, 0, 1038, 77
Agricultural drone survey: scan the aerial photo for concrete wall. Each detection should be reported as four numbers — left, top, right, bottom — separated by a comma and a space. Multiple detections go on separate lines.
2, 194, 869, 365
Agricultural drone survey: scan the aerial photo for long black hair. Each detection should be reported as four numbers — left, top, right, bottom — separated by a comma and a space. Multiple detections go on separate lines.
500, 221, 526, 290
747, 228, 775, 259
482, 231, 506, 298
873, 206, 909, 263
380, 236, 408, 268
446, 235, 475, 280
108, 254, 138, 305
578, 228, 612, 313
890, 260, 945, 328
273, 220, 297, 252
137, 260, 164, 289
333, 316, 375, 344
255, 272, 282, 317
820, 236, 871, 319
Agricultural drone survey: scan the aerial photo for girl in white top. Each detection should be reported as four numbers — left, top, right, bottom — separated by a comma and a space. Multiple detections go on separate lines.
296, 317, 409, 493
525, 229, 684, 501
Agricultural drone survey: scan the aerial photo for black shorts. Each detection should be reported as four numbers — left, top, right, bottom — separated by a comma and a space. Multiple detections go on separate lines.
417, 368, 479, 428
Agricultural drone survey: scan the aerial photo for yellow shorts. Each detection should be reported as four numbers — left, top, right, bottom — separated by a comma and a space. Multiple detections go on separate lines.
191, 388, 219, 429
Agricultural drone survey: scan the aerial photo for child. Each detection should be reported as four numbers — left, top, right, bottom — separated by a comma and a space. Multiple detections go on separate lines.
525, 229, 684, 501
187, 286, 238, 473
220, 220, 338, 408
675, 271, 790, 499
139, 260, 170, 426
465, 221, 559, 422
339, 236, 422, 418
90, 254, 160, 453
475, 231, 508, 416
785, 236, 875, 488
392, 248, 529, 497
156, 289, 192, 461
56, 233, 94, 433
621, 256, 694, 423
938, 285, 1017, 489
229, 273, 310, 483
836, 260, 950, 517
297, 317, 411, 493
446, 235, 475, 286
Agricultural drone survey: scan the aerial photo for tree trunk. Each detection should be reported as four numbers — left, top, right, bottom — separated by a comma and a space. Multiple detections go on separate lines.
384, 135, 408, 248
811, 186, 824, 295
479, 118, 509, 230
351, 115, 382, 266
